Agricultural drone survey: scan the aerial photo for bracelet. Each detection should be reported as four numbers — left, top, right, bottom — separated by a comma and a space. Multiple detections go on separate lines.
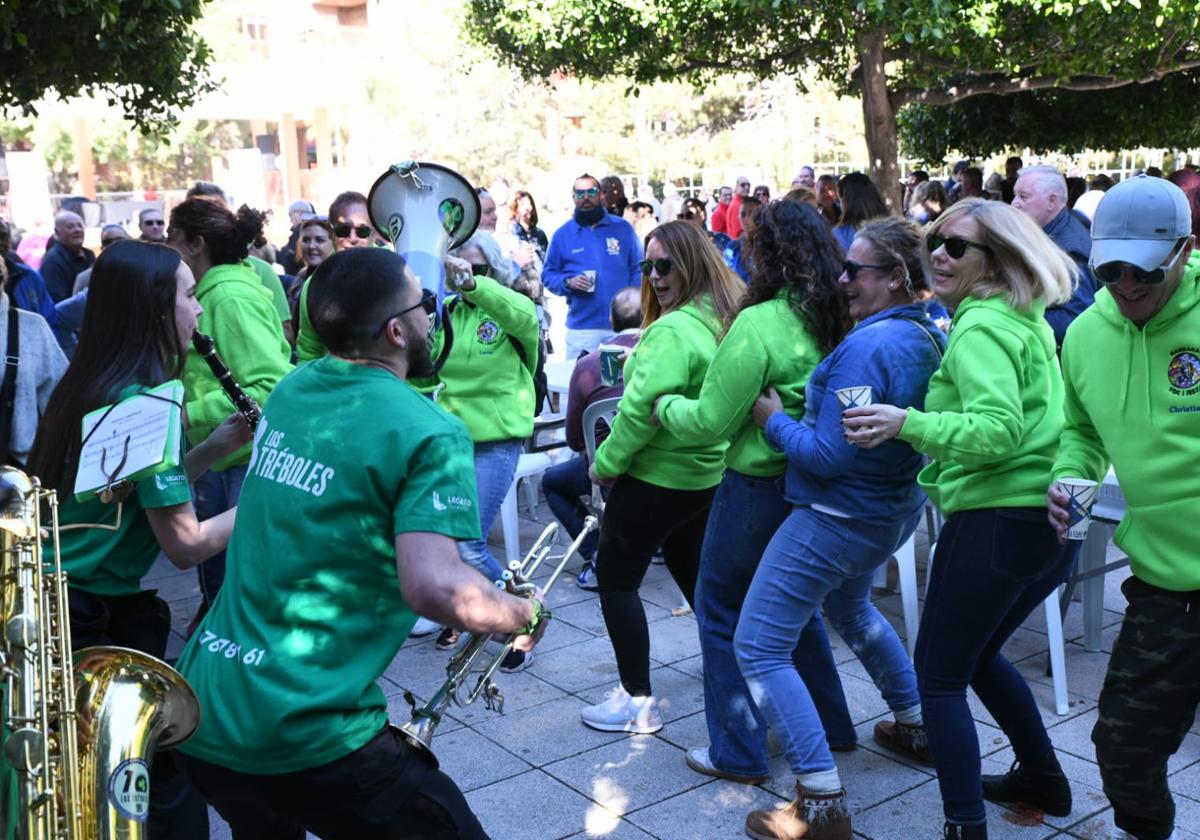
517, 597, 549, 636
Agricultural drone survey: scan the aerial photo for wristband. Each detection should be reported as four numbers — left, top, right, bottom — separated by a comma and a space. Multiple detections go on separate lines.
517, 597, 549, 636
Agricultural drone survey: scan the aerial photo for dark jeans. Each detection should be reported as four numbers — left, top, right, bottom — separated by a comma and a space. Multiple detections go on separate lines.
68, 587, 208, 840
1093, 576, 1200, 840
542, 454, 601, 562
178, 726, 488, 840
696, 470, 855, 777
194, 463, 247, 610
915, 507, 1074, 824
595, 474, 715, 696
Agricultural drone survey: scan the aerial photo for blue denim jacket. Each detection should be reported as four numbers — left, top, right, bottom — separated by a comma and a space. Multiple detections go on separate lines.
765, 303, 946, 522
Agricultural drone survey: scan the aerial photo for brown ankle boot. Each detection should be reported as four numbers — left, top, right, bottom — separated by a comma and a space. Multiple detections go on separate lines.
744, 784, 851, 840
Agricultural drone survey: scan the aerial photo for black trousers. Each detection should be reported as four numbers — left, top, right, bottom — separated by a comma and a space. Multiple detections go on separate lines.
68, 587, 209, 840
178, 726, 489, 840
1092, 576, 1200, 840
595, 474, 715, 695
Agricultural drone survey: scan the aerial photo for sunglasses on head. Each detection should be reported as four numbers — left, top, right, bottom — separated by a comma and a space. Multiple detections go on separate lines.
927, 234, 992, 259
376, 288, 438, 337
301, 213, 329, 223
639, 258, 673, 276
1093, 239, 1187, 285
574, 187, 600, 199
333, 222, 374, 240
843, 260, 893, 280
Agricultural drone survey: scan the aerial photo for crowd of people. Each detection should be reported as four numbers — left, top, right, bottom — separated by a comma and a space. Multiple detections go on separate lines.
0, 156, 1196, 840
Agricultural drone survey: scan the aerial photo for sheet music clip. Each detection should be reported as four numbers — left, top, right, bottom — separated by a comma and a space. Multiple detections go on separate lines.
97, 435, 133, 505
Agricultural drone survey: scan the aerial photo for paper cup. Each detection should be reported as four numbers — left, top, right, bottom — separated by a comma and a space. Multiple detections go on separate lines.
582, 270, 597, 292
598, 344, 624, 386
835, 386, 873, 409
1060, 478, 1099, 541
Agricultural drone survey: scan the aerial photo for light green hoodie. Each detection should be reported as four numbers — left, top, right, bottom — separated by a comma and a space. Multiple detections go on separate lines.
899, 295, 1063, 513
656, 293, 824, 477
1053, 251, 1200, 591
593, 297, 728, 490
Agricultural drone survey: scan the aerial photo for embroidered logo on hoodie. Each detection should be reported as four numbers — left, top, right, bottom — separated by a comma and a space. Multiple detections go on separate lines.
1168, 347, 1200, 395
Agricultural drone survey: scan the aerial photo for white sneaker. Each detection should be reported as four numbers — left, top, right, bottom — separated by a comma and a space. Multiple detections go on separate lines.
580, 685, 663, 733
410, 617, 442, 637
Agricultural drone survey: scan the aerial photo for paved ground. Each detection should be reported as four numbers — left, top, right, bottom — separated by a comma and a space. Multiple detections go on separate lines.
148, 486, 1200, 840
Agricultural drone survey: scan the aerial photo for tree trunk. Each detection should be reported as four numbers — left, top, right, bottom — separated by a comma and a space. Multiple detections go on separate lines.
857, 27, 902, 212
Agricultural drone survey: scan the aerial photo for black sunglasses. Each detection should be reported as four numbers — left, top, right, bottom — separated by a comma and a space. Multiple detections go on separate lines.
101, 238, 124, 247
470, 263, 493, 279
677, 211, 701, 221
1093, 240, 1187, 285
333, 222, 374, 240
927, 234, 992, 259
142, 219, 165, 226
376, 289, 438, 337
843, 260, 893, 280
639, 258, 673, 276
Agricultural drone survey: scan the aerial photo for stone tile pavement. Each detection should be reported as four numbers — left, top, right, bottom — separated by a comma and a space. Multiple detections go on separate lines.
145, 496, 1199, 840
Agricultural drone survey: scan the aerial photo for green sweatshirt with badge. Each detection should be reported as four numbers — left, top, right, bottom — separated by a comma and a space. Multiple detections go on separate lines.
656, 293, 824, 477
898, 295, 1063, 513
421, 275, 540, 443
593, 297, 729, 490
1053, 252, 1200, 591
183, 263, 293, 470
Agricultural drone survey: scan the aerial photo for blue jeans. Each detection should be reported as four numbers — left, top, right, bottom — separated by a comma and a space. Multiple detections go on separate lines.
735, 505, 921, 776
915, 507, 1074, 824
541, 454, 600, 562
697, 470, 855, 777
457, 439, 523, 585
194, 463, 247, 610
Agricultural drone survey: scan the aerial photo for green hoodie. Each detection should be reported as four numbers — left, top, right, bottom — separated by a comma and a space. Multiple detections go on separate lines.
1053, 251, 1200, 591
656, 293, 823, 477
593, 297, 728, 489
183, 262, 293, 470
899, 295, 1063, 513
295, 279, 325, 362
421, 275, 540, 442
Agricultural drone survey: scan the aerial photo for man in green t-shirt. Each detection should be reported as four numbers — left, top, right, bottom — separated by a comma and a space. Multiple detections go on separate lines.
175, 248, 545, 839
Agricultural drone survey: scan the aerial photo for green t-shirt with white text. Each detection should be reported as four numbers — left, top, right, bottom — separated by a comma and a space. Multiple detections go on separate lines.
176, 356, 481, 774
50, 384, 191, 596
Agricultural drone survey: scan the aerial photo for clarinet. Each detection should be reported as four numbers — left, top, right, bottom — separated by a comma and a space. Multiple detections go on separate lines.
191, 331, 263, 430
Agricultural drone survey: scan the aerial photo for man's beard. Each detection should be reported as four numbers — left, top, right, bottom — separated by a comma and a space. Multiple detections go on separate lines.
406, 328, 437, 378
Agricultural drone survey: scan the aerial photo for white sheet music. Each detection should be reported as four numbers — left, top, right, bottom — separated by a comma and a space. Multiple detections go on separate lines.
74, 384, 180, 500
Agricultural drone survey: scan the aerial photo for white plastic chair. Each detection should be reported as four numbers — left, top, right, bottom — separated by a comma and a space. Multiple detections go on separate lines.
873, 530, 921, 658
582, 397, 621, 513
498, 451, 555, 566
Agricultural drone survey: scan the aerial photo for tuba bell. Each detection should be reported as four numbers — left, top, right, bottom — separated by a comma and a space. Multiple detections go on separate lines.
0, 466, 200, 839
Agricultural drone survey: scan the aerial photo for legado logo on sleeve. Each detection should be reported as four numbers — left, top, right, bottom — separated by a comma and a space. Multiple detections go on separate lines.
432, 490, 472, 512
251, 429, 335, 496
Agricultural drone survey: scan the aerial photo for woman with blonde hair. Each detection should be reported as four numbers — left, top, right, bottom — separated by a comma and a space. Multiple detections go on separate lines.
844, 198, 1077, 840
581, 220, 742, 734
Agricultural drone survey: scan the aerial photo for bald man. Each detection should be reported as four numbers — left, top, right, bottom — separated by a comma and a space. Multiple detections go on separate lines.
40, 211, 94, 302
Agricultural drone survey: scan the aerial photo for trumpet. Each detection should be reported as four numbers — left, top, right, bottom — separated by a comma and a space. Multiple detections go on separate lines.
400, 516, 598, 765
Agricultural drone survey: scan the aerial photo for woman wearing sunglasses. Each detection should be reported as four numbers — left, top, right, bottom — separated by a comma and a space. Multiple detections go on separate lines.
581, 220, 742, 734
730, 216, 946, 840
842, 199, 1077, 840
167, 197, 293, 625
416, 231, 541, 666
653, 201, 857, 786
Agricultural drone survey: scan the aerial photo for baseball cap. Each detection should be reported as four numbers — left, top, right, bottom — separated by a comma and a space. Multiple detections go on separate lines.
1090, 174, 1192, 271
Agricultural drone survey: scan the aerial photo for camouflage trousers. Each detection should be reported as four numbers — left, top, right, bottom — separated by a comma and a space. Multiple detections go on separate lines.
1092, 575, 1200, 840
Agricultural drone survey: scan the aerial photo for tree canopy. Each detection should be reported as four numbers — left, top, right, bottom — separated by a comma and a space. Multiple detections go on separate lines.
463, 0, 1200, 206
0, 0, 216, 134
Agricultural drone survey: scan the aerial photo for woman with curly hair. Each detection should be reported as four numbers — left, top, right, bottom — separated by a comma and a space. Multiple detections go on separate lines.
654, 200, 857, 785
581, 220, 743, 735
736, 216, 946, 840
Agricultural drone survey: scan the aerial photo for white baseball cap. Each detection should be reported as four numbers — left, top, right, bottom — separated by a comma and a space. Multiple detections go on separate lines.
1090, 174, 1192, 271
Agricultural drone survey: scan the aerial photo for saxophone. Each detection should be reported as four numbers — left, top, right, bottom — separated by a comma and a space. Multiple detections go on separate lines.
0, 467, 200, 839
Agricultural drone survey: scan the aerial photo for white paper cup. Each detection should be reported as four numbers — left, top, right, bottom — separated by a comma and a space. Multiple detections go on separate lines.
1060, 478, 1099, 541
581, 270, 597, 292
598, 344, 624, 386
835, 386, 873, 409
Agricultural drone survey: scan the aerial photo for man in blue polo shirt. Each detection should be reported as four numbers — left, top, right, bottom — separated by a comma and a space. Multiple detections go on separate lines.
543, 173, 642, 359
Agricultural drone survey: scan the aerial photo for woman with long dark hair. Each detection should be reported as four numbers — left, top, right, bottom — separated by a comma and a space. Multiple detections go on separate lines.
832, 172, 889, 251
844, 200, 1077, 839
508, 189, 549, 260
27, 239, 251, 838
168, 197, 292, 624
654, 201, 857, 784
581, 220, 742, 734
736, 217, 946, 839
